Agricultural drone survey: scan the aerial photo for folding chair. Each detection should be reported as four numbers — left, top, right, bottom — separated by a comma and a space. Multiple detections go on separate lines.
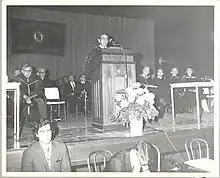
44, 87, 67, 122
185, 138, 209, 160
203, 87, 214, 110
87, 150, 113, 172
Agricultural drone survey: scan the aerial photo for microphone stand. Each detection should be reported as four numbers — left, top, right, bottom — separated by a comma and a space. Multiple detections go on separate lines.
83, 89, 88, 143
120, 46, 129, 88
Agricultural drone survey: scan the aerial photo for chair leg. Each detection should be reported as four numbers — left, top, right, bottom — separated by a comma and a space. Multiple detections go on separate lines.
19, 117, 26, 139
50, 105, 53, 121
76, 105, 78, 119
63, 104, 67, 123
58, 104, 61, 117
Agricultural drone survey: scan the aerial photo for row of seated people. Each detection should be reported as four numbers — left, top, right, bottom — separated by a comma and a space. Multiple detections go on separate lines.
59, 74, 92, 116
7, 64, 91, 136
9, 65, 92, 114
137, 66, 213, 121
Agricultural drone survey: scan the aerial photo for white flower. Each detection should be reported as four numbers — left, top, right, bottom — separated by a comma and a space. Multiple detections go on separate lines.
125, 87, 133, 94
120, 100, 129, 108
142, 92, 155, 104
142, 94, 148, 101
115, 94, 122, 102
136, 97, 145, 105
131, 82, 141, 89
143, 88, 150, 94
126, 87, 137, 103
128, 95, 136, 103
137, 88, 144, 95
148, 93, 155, 100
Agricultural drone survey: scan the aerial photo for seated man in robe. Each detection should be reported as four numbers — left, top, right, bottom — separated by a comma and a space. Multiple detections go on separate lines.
167, 67, 184, 113
151, 68, 170, 121
15, 64, 47, 136
21, 118, 71, 172
137, 66, 155, 86
181, 67, 210, 114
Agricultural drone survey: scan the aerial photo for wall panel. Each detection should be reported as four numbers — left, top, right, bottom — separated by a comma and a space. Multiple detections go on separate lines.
7, 7, 155, 80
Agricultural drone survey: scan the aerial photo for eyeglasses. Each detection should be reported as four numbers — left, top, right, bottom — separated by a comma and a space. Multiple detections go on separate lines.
100, 37, 108, 40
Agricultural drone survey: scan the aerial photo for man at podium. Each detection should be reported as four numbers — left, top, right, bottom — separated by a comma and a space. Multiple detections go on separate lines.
84, 33, 109, 75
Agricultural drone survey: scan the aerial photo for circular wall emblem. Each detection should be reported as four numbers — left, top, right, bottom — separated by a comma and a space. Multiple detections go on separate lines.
33, 31, 44, 42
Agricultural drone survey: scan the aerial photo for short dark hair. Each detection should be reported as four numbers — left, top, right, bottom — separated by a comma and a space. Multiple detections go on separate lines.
21, 64, 33, 71
79, 73, 86, 78
99, 33, 108, 39
141, 66, 154, 76
31, 118, 59, 141
14, 68, 20, 71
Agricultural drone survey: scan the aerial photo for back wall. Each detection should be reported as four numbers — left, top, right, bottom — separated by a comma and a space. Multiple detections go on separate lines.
152, 6, 214, 78
7, 7, 155, 80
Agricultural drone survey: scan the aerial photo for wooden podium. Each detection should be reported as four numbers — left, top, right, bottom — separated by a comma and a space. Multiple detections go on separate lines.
90, 48, 138, 130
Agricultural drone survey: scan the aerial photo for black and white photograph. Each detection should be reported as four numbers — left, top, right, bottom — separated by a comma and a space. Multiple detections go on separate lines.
1, 0, 220, 177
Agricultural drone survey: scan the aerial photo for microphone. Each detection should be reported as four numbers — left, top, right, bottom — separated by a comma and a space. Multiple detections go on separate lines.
115, 42, 123, 48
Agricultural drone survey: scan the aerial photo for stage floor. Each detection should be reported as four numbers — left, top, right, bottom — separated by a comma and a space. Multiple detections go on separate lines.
7, 110, 214, 150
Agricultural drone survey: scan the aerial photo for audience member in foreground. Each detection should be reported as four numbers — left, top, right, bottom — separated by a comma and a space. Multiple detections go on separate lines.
103, 141, 158, 172
21, 118, 71, 172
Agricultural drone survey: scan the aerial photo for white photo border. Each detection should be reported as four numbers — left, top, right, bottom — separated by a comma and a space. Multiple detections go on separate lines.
1, 0, 219, 177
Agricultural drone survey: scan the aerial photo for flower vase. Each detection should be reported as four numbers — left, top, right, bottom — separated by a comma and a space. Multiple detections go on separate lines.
129, 112, 144, 137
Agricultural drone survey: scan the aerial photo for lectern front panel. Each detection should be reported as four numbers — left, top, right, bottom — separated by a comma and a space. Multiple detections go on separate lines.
102, 63, 136, 126
91, 51, 138, 130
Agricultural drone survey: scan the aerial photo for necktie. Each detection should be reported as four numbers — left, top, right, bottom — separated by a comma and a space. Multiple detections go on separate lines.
70, 82, 75, 90
45, 146, 51, 170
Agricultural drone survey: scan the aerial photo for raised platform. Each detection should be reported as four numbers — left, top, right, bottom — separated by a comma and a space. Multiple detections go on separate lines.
6, 112, 214, 172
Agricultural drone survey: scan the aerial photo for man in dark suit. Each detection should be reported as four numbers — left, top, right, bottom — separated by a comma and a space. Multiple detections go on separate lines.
21, 118, 71, 172
103, 141, 158, 172
75, 74, 91, 115
37, 68, 55, 88
63, 74, 77, 114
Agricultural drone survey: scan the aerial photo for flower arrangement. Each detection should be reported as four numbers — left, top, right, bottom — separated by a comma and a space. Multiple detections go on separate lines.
110, 82, 159, 125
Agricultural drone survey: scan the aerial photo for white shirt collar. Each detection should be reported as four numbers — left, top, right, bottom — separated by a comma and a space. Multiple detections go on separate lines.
99, 45, 107, 49
40, 141, 52, 151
